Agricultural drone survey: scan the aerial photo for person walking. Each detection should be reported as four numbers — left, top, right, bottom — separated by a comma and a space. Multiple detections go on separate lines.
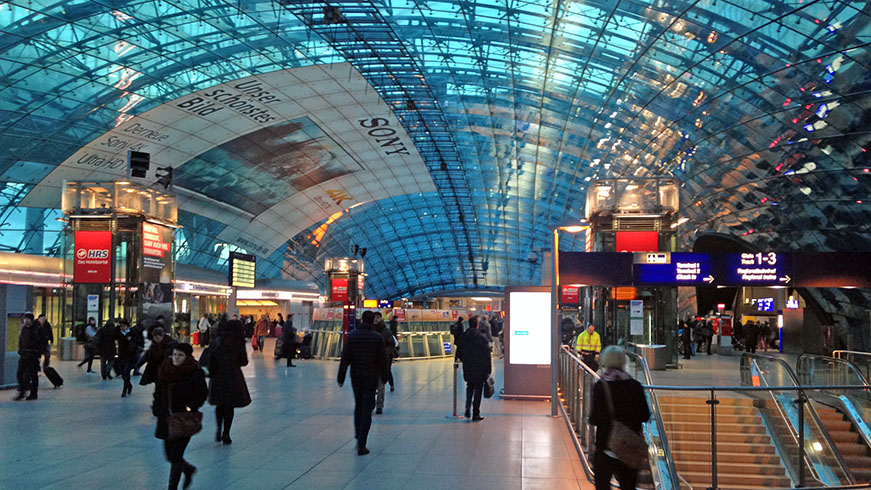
373, 312, 395, 413
337, 310, 389, 455
117, 320, 138, 398
139, 327, 176, 387
280, 314, 298, 367
131, 322, 146, 376
196, 314, 211, 347
590, 346, 651, 490
153, 343, 208, 490
456, 317, 491, 421
680, 321, 692, 360
208, 317, 251, 445
744, 321, 759, 354
254, 314, 270, 352
95, 320, 118, 380
77, 317, 98, 373
14, 313, 40, 401
36, 314, 54, 370
702, 320, 714, 355
576, 323, 602, 371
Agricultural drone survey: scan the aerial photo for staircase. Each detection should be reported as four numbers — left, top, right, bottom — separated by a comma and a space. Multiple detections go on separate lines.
660, 395, 792, 489
814, 404, 871, 483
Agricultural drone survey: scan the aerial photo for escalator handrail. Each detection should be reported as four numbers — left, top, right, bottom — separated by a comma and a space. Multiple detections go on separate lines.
742, 353, 856, 485
797, 354, 870, 386
796, 354, 871, 457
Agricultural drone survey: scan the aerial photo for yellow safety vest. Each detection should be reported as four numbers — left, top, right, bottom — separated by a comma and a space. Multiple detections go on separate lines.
576, 330, 601, 354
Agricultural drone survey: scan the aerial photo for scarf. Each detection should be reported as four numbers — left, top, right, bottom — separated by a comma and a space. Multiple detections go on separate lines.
600, 367, 632, 382
158, 356, 200, 384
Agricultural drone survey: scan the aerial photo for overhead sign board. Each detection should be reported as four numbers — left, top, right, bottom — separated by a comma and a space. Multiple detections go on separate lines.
723, 252, 788, 286
635, 252, 713, 285
228, 251, 256, 288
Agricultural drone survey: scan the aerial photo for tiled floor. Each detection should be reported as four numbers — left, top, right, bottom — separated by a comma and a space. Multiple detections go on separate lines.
0, 340, 592, 490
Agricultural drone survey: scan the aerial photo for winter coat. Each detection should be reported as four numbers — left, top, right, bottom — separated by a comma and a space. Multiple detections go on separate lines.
337, 323, 388, 384
456, 328, 492, 383
280, 321, 298, 357
139, 336, 176, 386
152, 357, 208, 440
208, 321, 251, 408
117, 329, 139, 363
18, 322, 41, 358
254, 318, 271, 337
95, 323, 118, 357
589, 370, 650, 454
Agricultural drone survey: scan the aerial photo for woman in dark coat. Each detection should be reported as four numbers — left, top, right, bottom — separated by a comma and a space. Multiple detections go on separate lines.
455, 318, 491, 421
590, 346, 651, 490
139, 327, 175, 386
208, 318, 251, 445
153, 343, 208, 490
280, 315, 298, 367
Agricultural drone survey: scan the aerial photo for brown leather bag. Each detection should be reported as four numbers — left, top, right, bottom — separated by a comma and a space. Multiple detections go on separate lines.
166, 388, 203, 440
601, 380, 649, 470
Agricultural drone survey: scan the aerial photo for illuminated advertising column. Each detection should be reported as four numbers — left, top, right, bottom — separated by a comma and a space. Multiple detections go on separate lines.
141, 222, 174, 328
503, 286, 552, 399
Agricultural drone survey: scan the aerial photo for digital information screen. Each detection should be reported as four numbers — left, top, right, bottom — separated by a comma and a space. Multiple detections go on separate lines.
508, 291, 551, 365
229, 251, 256, 288
635, 253, 713, 285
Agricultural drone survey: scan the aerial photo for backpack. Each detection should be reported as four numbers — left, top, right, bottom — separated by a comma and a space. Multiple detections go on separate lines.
450, 321, 463, 339
74, 324, 87, 343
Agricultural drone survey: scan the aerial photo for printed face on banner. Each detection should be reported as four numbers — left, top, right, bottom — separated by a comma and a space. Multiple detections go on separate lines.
74, 231, 112, 283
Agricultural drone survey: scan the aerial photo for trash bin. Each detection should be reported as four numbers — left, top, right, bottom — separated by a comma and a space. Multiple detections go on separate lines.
635, 344, 667, 371
60, 337, 83, 361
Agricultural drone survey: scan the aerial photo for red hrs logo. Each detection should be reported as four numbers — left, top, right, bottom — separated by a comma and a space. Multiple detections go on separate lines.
76, 248, 109, 260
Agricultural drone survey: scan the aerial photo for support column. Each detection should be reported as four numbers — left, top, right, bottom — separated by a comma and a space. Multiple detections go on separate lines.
23, 207, 45, 255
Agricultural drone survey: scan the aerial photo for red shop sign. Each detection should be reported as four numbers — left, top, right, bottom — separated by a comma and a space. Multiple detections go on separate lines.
331, 278, 349, 302
561, 285, 580, 304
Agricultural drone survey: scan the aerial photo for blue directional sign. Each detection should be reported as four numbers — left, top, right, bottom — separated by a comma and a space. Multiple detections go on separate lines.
635, 253, 713, 285
722, 252, 789, 286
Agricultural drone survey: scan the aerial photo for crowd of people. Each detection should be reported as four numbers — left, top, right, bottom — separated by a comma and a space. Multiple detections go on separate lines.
678, 316, 776, 359
16, 312, 254, 490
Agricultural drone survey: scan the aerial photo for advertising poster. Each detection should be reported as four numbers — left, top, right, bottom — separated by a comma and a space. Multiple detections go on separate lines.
23, 64, 436, 258
141, 223, 172, 283
407, 310, 422, 322
560, 285, 580, 304
394, 309, 406, 322
331, 278, 348, 302
74, 231, 112, 283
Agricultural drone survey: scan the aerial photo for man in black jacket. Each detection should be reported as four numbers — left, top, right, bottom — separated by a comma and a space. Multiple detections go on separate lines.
456, 317, 491, 421
337, 310, 388, 455
15, 313, 40, 401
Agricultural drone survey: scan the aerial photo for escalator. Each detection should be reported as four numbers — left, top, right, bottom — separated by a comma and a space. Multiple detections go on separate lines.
797, 354, 871, 484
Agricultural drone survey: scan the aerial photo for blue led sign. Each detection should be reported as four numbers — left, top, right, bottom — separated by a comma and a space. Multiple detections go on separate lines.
723, 252, 789, 286
635, 253, 713, 285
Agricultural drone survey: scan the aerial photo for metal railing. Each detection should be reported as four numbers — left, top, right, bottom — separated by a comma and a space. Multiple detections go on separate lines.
557, 346, 871, 490
742, 353, 855, 487
833, 351, 871, 383
797, 354, 871, 459
557, 346, 681, 490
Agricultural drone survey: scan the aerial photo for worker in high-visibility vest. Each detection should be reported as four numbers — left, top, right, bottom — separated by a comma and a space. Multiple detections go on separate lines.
575, 323, 602, 371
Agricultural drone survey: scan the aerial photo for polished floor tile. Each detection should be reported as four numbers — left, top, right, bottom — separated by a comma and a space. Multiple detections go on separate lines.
1, 344, 592, 489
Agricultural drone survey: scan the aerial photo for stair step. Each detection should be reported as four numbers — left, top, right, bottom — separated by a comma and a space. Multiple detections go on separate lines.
678, 470, 791, 486
669, 440, 776, 454
676, 460, 787, 474
671, 450, 781, 464
664, 421, 767, 434
660, 412, 762, 424
667, 431, 771, 444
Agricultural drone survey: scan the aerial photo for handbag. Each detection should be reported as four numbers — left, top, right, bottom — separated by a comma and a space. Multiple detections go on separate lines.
483, 375, 495, 399
166, 387, 203, 440
252, 335, 259, 351
600, 380, 649, 470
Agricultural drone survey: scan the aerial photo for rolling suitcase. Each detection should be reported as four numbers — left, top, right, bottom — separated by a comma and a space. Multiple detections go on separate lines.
44, 366, 64, 388
274, 337, 284, 359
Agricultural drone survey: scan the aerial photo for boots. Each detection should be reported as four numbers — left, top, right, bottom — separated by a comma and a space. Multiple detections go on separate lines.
168, 463, 183, 490
182, 462, 197, 489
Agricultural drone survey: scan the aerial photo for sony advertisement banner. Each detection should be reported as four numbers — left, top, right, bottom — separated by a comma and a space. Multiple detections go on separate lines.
74, 231, 112, 283
22, 63, 436, 258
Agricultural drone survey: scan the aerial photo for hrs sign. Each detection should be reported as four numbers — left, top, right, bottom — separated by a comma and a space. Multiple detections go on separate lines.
358, 118, 410, 156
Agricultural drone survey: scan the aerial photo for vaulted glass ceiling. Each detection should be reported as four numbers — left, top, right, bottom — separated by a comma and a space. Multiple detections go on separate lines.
1, 0, 870, 300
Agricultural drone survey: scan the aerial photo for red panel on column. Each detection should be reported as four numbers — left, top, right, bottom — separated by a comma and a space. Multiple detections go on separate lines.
615, 231, 659, 252
74, 231, 112, 283
331, 278, 348, 302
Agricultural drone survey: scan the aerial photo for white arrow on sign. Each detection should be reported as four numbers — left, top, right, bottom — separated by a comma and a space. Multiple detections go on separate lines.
779, 275, 791, 283
703, 275, 715, 283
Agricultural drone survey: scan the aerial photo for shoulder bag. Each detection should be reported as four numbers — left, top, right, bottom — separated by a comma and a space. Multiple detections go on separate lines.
483, 375, 495, 398
600, 380, 649, 470
166, 385, 203, 440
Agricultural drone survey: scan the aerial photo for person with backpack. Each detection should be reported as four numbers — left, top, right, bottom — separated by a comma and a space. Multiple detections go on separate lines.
450, 317, 465, 346
77, 317, 98, 373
